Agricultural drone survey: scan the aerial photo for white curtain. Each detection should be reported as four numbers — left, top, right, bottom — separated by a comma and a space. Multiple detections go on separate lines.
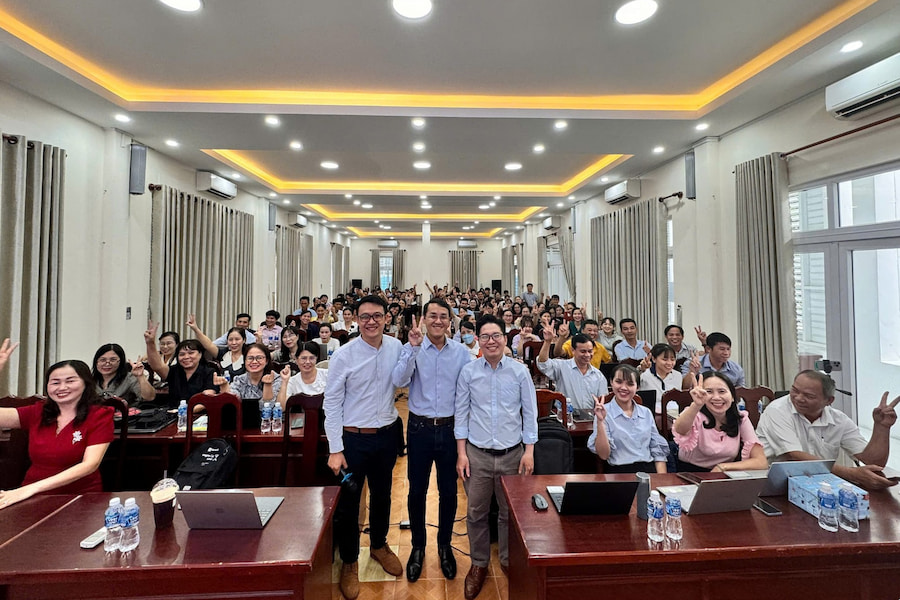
517, 242, 525, 296
331, 242, 344, 298
590, 198, 666, 341
735, 152, 793, 389
501, 245, 513, 295
370, 249, 380, 290
149, 186, 254, 340
342, 245, 350, 296
392, 249, 406, 289
559, 227, 577, 303
536, 236, 548, 299
0, 133, 64, 395
275, 226, 303, 316
450, 250, 479, 291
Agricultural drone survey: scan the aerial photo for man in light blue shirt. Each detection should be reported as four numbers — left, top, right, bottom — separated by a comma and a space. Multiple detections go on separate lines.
537, 330, 608, 410
324, 295, 403, 599
392, 298, 471, 582
685, 331, 746, 387
614, 318, 650, 361
455, 315, 538, 600
211, 312, 257, 346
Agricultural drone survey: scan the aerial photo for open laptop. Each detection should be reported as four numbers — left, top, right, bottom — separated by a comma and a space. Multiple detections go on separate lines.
545, 481, 639, 515
657, 477, 767, 515
177, 490, 285, 529
727, 459, 835, 496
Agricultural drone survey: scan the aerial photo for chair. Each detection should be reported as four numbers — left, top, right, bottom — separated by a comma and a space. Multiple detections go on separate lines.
186, 392, 243, 483
620, 358, 642, 368
506, 328, 520, 348
280, 393, 325, 486
316, 360, 329, 369
0, 395, 43, 490
735, 386, 774, 428
335, 330, 349, 345
536, 389, 566, 419
659, 389, 693, 439
523, 340, 550, 389
100, 396, 129, 491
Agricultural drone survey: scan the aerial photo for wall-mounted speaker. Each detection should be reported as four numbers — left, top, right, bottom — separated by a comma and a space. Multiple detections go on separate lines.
268, 203, 276, 232
351, 278, 362, 291
129, 143, 147, 195
685, 150, 696, 200
491, 279, 502, 294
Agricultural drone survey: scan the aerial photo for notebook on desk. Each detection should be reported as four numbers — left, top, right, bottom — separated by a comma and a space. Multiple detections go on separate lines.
546, 481, 639, 515
730, 459, 835, 496
177, 490, 284, 529
657, 477, 767, 515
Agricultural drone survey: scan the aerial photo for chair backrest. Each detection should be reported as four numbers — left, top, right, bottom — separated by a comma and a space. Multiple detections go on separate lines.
620, 358, 642, 368
316, 360, 329, 369
659, 389, 694, 439
523, 341, 550, 389
0, 395, 43, 490
100, 396, 129, 491
506, 328, 520, 348
335, 330, 349, 345
536, 389, 566, 419
186, 392, 243, 457
281, 393, 325, 486
734, 386, 774, 428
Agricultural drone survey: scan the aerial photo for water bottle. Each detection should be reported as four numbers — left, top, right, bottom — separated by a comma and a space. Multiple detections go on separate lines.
119, 497, 141, 553
327, 347, 334, 359
271, 402, 283, 435
223, 371, 231, 383
103, 497, 122, 553
566, 403, 575, 430
647, 490, 665, 542
177, 399, 188, 433
817, 482, 839, 532
665, 496, 683, 541
260, 401, 272, 434
512, 346, 518, 360
838, 483, 859, 532
758, 398, 765, 415
636, 472, 650, 520
737, 397, 746, 412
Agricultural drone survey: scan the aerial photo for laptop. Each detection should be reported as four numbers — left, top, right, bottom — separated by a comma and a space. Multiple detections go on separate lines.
728, 459, 835, 496
545, 481, 639, 515
657, 477, 767, 515
177, 490, 285, 529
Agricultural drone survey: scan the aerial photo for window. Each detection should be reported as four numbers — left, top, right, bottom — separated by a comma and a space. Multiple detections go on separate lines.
838, 167, 900, 227
792, 251, 827, 358
789, 185, 828, 232
379, 251, 393, 290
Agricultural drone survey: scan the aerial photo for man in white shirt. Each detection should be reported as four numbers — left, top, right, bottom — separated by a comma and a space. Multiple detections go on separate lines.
757, 370, 899, 491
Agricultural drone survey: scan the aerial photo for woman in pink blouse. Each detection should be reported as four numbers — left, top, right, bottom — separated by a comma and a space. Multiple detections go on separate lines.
672, 371, 767, 472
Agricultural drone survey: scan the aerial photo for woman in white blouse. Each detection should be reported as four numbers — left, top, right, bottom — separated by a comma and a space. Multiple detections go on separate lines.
277, 342, 328, 401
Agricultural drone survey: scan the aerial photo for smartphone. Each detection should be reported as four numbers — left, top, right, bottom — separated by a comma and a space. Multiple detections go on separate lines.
753, 498, 782, 516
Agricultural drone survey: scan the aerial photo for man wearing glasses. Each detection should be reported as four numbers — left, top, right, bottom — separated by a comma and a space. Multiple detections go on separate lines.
392, 299, 472, 583
454, 315, 538, 600
324, 295, 403, 600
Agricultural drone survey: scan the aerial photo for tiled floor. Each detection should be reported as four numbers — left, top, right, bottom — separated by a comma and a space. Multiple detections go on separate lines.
330, 396, 507, 600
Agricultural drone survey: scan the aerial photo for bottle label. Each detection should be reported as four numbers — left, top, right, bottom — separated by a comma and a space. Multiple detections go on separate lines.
122, 510, 140, 527
839, 489, 858, 509
105, 512, 119, 528
648, 500, 664, 520
818, 491, 837, 509
665, 498, 682, 517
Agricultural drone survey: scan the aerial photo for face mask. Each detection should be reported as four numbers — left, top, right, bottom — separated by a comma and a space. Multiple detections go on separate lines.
462, 333, 474, 344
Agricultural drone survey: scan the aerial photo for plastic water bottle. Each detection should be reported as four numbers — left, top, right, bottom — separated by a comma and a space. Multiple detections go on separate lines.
838, 483, 859, 532
104, 497, 122, 553
647, 490, 665, 542
260, 401, 272, 434
665, 496, 683, 541
223, 371, 231, 383
817, 482, 839, 532
327, 347, 334, 359
119, 497, 141, 553
512, 346, 518, 360
271, 402, 283, 435
758, 398, 765, 415
177, 399, 188, 433
737, 397, 746, 412
566, 403, 575, 430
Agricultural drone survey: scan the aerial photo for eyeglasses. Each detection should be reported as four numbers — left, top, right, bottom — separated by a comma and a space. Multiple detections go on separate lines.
358, 313, 385, 323
245, 355, 267, 363
478, 333, 505, 342
97, 357, 120, 365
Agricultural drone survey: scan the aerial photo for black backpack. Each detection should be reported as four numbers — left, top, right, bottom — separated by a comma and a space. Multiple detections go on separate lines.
173, 438, 238, 490
533, 416, 574, 475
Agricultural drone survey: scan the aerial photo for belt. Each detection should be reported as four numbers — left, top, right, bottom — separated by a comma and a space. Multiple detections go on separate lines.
343, 423, 394, 435
409, 413, 454, 427
470, 442, 522, 456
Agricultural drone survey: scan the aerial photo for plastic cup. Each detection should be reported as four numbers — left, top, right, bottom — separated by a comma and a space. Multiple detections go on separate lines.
150, 478, 179, 528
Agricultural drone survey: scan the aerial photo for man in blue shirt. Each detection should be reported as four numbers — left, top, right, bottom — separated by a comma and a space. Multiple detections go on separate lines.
685, 331, 746, 387
455, 315, 538, 600
392, 298, 472, 582
324, 296, 403, 600
614, 318, 650, 361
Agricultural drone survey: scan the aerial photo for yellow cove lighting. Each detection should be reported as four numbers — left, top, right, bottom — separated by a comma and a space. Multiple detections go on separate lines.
348, 227, 504, 239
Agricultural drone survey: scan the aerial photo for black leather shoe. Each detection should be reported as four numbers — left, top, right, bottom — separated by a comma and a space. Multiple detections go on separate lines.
406, 547, 425, 582
438, 545, 457, 579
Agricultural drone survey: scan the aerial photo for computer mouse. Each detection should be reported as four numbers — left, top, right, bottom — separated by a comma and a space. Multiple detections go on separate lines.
532, 493, 549, 511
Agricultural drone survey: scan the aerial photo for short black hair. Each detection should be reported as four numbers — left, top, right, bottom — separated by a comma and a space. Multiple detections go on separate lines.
423, 298, 451, 317
650, 343, 676, 359
619, 318, 636, 328
570, 334, 593, 350
356, 294, 388, 312
706, 332, 732, 349
265, 309, 280, 319
476, 314, 504, 335
664, 324, 684, 336
236, 312, 252, 321
582, 319, 599, 328
460, 320, 476, 332
300, 296, 310, 302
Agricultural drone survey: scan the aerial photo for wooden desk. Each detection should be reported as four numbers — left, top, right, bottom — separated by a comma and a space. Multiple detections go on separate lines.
0, 494, 77, 548
503, 473, 900, 600
0, 486, 339, 600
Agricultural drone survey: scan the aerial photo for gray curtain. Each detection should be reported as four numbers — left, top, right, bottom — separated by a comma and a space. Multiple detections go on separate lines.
536, 236, 548, 299
391, 248, 406, 289
0, 133, 64, 395
150, 186, 254, 340
331, 242, 344, 298
590, 198, 666, 342
370, 249, 380, 290
735, 152, 793, 389
559, 227, 577, 302
517, 242, 524, 295
450, 250, 479, 291
501, 245, 513, 295
342, 245, 350, 295
275, 225, 303, 316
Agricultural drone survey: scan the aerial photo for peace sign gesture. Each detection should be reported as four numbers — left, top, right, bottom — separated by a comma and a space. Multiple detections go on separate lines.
694, 325, 707, 346
872, 391, 900, 428
592, 395, 607, 422
688, 349, 702, 375
689, 373, 709, 408
144, 320, 159, 344
407, 315, 423, 346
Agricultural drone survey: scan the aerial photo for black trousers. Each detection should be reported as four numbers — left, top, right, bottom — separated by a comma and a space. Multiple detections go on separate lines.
406, 415, 457, 548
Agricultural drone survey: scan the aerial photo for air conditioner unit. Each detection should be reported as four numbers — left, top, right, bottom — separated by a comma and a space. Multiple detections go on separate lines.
293, 214, 308, 228
604, 179, 641, 204
545, 234, 560, 248
542, 216, 561, 231
457, 240, 478, 248
377, 239, 399, 248
826, 52, 900, 120
196, 171, 237, 199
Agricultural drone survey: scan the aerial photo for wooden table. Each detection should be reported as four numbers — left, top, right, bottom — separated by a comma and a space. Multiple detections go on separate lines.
0, 494, 77, 548
503, 473, 900, 600
0, 486, 339, 600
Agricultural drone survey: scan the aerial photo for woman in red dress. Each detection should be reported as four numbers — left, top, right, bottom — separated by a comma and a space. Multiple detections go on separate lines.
0, 358, 114, 509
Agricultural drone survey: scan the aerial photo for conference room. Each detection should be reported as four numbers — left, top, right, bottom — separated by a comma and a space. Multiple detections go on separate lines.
2, 1, 900, 599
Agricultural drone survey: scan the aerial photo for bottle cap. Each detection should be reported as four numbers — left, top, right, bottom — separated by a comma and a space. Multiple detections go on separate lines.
650, 490, 661, 500
109, 497, 121, 507
819, 482, 833, 493
124, 497, 136, 507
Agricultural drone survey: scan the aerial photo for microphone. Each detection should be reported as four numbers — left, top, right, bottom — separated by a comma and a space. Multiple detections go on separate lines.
339, 468, 359, 494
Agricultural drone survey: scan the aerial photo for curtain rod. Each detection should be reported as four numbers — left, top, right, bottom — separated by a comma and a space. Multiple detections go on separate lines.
2, 134, 35, 149
780, 111, 900, 159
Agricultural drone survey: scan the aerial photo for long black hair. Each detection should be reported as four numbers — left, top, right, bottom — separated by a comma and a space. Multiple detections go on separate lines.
698, 370, 741, 437
42, 360, 101, 427
91, 343, 130, 389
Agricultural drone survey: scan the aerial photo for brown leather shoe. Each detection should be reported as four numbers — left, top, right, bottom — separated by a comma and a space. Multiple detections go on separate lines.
340, 562, 359, 600
370, 545, 403, 577
464, 565, 488, 600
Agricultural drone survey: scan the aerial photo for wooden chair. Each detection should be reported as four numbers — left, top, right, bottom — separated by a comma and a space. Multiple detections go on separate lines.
100, 395, 129, 491
187, 392, 243, 483
620, 358, 642, 368
316, 360, 330, 370
280, 393, 325, 486
536, 389, 566, 419
335, 330, 349, 345
506, 328, 520, 348
735, 386, 774, 428
523, 340, 550, 389
0, 395, 43, 490
659, 389, 693, 439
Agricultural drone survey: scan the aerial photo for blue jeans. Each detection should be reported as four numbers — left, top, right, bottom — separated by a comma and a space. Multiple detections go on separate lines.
406, 415, 458, 548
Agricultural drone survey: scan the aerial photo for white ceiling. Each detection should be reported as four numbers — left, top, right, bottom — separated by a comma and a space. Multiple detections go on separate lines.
0, 0, 898, 238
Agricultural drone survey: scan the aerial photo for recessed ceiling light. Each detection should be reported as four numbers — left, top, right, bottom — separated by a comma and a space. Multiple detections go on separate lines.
159, 0, 203, 12
231, 172, 241, 179
556, 202, 565, 208
518, 226, 525, 230
421, 204, 431, 209
474, 221, 479, 224
600, 176, 609, 183
412, 141, 426, 153
419, 195, 428, 199
424, 220, 429, 224
538, 214, 546, 218
282, 199, 290, 204
361, 203, 373, 209
114, 113, 131, 123
568, 195, 576, 200
413, 160, 431, 170
289, 140, 303, 150
840, 40, 863, 53
695, 122, 710, 131
615, 0, 658, 25
304, 211, 312, 216
165, 139, 179, 147
489, 201, 496, 207
320, 161, 339, 170
411, 117, 426, 129
494, 195, 502, 200
479, 204, 490, 210
553, 120, 568, 131
383, 225, 392, 230
374, 220, 380, 224
652, 146, 665, 154
264, 115, 281, 127
505, 162, 523, 171
392, 0, 433, 20
268, 192, 277, 198
353, 200, 361, 206
345, 194, 353, 199
533, 143, 545, 154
